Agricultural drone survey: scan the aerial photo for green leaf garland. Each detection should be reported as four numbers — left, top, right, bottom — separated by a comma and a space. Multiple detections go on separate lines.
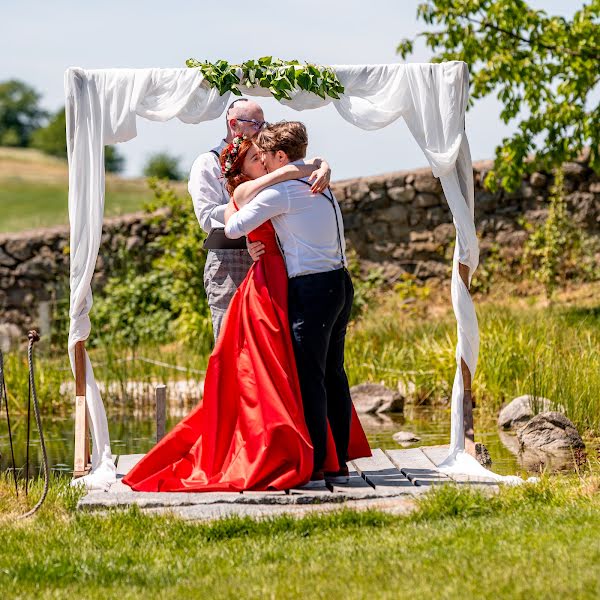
186, 57, 344, 101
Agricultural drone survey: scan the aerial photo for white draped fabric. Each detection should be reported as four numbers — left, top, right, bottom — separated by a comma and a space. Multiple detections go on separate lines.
64, 61, 512, 490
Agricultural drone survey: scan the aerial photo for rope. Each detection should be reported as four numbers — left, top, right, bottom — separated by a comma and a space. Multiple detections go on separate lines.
0, 350, 18, 496
17, 331, 49, 520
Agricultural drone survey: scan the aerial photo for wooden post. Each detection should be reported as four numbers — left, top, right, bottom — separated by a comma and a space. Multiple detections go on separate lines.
155, 384, 166, 443
73, 340, 91, 477
458, 262, 476, 457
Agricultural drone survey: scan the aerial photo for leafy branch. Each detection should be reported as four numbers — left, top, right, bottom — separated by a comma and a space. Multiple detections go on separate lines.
186, 56, 344, 101
397, 1, 600, 192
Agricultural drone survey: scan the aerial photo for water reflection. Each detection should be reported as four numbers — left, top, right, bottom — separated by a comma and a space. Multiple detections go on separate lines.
0, 404, 582, 478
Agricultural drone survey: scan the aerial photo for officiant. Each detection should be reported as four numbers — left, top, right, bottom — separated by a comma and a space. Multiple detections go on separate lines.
188, 98, 267, 341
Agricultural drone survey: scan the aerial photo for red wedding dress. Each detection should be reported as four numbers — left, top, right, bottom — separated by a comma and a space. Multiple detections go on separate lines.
123, 219, 371, 492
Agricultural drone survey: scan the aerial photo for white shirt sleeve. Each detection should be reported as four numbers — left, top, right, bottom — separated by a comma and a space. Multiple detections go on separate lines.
225, 186, 290, 239
188, 153, 227, 233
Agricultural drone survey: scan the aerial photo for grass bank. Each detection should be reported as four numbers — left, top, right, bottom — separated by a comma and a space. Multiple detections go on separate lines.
1, 471, 598, 599
0, 148, 187, 232
345, 281, 600, 437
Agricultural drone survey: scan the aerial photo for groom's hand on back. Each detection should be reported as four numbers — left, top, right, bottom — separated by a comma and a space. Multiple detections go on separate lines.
247, 239, 266, 262
308, 161, 331, 194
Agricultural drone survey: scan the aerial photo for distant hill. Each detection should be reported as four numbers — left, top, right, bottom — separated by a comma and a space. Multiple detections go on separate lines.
0, 147, 187, 233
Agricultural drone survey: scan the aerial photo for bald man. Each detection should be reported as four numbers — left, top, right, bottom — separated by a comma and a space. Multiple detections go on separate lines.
188, 98, 266, 341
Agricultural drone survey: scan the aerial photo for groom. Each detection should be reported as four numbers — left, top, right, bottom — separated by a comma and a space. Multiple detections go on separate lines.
224, 121, 353, 486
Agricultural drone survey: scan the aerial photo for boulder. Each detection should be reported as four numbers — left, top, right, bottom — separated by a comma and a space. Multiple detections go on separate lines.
350, 383, 404, 414
393, 431, 420, 447
499, 430, 583, 473
517, 412, 585, 452
475, 442, 492, 466
498, 395, 552, 429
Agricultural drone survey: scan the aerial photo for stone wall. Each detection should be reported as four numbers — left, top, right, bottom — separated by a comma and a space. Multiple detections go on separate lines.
334, 152, 599, 282
1, 152, 599, 345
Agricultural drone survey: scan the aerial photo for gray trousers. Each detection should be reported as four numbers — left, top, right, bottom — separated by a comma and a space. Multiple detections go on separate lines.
203, 249, 254, 341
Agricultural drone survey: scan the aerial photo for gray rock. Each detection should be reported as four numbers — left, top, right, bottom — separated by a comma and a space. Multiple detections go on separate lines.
517, 412, 585, 452
388, 186, 416, 203
433, 223, 455, 244
498, 395, 552, 429
561, 162, 586, 178
408, 209, 424, 227
415, 193, 440, 208
350, 383, 404, 414
393, 431, 420, 447
0, 247, 18, 268
4, 239, 34, 261
530, 172, 547, 188
499, 430, 583, 473
475, 442, 492, 466
386, 204, 408, 224
414, 174, 442, 194
385, 174, 406, 188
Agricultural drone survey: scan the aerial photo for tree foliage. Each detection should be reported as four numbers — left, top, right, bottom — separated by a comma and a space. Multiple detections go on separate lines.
0, 79, 47, 147
92, 179, 212, 350
397, 1, 600, 191
143, 152, 183, 180
30, 107, 125, 173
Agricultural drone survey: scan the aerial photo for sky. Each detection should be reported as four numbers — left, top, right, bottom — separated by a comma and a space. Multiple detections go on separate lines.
0, 0, 579, 181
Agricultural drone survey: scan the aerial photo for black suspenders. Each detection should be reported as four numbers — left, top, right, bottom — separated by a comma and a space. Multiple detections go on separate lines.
293, 179, 345, 269
209, 149, 220, 159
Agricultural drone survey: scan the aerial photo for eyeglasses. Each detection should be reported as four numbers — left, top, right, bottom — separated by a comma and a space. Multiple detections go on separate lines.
236, 118, 268, 130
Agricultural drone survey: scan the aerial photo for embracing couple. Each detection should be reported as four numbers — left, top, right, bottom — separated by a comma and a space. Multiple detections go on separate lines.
123, 100, 371, 492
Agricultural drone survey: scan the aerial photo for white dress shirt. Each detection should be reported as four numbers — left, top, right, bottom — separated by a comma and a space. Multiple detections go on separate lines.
188, 140, 228, 233
225, 165, 347, 278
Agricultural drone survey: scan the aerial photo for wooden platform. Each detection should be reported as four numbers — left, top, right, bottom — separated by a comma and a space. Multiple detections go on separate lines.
77, 446, 499, 520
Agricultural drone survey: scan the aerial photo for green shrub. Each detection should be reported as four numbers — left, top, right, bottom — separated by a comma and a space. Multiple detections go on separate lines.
143, 152, 183, 181
50, 179, 212, 353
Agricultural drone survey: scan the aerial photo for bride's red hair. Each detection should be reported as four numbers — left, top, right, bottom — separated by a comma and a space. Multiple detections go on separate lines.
220, 138, 255, 196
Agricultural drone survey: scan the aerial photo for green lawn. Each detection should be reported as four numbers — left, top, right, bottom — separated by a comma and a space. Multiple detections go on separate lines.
0, 179, 156, 233
0, 147, 188, 233
1, 475, 598, 599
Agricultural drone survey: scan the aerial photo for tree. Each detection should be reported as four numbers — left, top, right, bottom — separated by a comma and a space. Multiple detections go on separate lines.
104, 145, 125, 174
143, 152, 183, 180
0, 79, 47, 147
30, 107, 125, 173
397, 1, 600, 192
30, 108, 65, 156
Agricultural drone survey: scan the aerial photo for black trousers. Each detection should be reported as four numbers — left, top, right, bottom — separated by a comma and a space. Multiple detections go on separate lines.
287, 267, 354, 472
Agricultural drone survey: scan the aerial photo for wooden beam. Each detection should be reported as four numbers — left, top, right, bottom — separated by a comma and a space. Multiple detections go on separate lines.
155, 384, 166, 443
73, 340, 90, 477
458, 262, 476, 457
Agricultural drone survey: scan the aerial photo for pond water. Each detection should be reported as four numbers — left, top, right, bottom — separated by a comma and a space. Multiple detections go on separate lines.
0, 403, 582, 479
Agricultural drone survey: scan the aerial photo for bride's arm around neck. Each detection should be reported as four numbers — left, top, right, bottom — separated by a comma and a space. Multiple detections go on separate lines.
232, 158, 331, 209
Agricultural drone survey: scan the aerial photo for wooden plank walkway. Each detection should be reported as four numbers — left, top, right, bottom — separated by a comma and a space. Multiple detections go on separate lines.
77, 446, 498, 519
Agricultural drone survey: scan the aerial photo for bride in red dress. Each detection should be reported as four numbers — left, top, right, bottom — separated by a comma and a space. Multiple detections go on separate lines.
123, 138, 370, 492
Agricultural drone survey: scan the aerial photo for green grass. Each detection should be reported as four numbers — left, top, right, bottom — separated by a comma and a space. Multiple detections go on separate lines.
1, 473, 598, 599
0, 178, 156, 233
0, 147, 189, 232
345, 289, 600, 437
